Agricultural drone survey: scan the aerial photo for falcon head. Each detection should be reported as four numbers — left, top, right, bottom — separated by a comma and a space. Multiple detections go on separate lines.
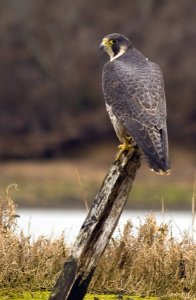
100, 33, 133, 61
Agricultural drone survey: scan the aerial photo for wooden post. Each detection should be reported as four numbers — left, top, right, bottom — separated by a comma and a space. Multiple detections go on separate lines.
49, 146, 142, 300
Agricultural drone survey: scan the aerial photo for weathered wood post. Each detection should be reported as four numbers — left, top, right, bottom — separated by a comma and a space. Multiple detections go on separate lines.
49, 146, 142, 300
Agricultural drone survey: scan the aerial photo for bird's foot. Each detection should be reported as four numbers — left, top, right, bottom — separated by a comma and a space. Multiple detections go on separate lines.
126, 136, 135, 145
115, 140, 134, 161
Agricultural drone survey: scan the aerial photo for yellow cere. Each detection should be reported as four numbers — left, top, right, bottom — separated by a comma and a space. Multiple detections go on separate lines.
102, 38, 110, 46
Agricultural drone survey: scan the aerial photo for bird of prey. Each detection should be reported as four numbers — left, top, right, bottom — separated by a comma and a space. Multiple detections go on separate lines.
100, 33, 171, 175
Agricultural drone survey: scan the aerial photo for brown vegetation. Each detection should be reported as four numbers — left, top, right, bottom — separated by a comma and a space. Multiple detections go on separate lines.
0, 145, 194, 209
0, 0, 195, 158
0, 189, 196, 298
91, 220, 196, 297
0, 187, 69, 289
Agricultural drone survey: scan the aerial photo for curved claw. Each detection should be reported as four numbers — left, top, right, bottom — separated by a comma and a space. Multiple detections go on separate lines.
115, 140, 133, 161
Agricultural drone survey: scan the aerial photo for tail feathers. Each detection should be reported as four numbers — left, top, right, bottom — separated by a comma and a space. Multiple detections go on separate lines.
125, 120, 171, 175
146, 153, 171, 175
144, 127, 171, 175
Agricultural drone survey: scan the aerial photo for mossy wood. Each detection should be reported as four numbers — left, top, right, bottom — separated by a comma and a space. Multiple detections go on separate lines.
49, 147, 142, 300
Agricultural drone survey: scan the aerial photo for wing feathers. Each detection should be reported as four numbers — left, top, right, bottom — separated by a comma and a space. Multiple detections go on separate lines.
102, 49, 171, 174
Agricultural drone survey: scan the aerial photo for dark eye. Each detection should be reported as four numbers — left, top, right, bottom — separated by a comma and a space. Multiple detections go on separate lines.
110, 39, 117, 44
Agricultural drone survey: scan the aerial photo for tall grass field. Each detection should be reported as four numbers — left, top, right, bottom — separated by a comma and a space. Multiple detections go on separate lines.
0, 187, 196, 300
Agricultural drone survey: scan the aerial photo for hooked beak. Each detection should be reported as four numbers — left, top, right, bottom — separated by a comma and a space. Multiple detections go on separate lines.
99, 39, 109, 51
99, 42, 105, 51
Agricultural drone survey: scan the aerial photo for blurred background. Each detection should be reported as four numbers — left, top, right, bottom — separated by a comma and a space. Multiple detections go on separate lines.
0, 0, 195, 213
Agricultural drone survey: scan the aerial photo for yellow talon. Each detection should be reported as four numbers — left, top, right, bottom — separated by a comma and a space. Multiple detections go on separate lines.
115, 139, 133, 161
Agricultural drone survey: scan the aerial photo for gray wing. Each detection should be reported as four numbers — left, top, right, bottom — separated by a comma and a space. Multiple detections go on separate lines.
102, 59, 170, 173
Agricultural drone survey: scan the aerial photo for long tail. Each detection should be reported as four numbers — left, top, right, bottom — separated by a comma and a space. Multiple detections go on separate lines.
146, 127, 171, 175
145, 150, 171, 175
125, 120, 171, 175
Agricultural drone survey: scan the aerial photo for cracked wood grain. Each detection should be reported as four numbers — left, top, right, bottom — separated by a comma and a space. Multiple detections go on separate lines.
49, 146, 142, 300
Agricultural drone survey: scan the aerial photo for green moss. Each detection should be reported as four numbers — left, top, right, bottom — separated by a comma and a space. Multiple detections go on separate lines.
0, 290, 160, 300
0, 290, 49, 300
85, 294, 159, 300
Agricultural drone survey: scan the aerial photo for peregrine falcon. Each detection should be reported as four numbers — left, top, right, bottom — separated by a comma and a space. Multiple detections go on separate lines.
100, 33, 171, 175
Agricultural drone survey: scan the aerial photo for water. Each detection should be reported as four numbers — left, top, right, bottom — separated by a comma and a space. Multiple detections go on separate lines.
16, 209, 195, 243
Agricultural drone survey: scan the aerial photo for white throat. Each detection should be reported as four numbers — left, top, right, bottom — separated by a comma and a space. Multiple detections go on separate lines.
110, 45, 127, 61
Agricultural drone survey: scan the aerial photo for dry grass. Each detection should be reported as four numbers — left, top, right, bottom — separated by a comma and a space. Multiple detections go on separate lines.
90, 218, 196, 298
0, 188, 196, 299
0, 186, 69, 289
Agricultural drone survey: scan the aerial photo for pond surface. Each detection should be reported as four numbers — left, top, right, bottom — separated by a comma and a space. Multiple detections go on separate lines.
16, 209, 195, 243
